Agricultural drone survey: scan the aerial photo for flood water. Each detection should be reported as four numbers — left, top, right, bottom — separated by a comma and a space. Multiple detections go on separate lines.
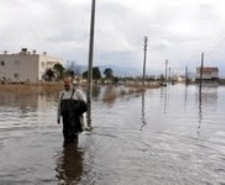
0, 84, 225, 185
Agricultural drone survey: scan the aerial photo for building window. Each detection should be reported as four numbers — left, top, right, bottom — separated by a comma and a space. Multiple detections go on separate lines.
41, 62, 45, 67
14, 73, 19, 78
1, 61, 5, 66
47, 61, 54, 66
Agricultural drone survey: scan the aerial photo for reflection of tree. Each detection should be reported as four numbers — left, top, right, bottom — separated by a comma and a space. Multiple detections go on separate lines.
102, 85, 116, 106
55, 144, 84, 184
92, 85, 101, 101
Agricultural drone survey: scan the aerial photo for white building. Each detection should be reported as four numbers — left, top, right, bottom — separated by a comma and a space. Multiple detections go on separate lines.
196, 67, 219, 80
0, 48, 64, 82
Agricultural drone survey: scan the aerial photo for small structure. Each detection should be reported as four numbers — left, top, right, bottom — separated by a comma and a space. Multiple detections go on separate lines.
196, 67, 219, 80
0, 48, 64, 83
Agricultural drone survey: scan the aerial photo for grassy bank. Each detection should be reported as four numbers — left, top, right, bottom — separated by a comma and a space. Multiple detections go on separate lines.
0, 82, 63, 95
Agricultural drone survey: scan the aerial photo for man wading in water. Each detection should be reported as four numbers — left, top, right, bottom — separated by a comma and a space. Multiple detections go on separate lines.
57, 75, 87, 144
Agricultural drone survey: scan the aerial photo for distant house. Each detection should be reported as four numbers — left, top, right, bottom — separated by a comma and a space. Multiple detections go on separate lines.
196, 67, 219, 80
175, 75, 186, 82
0, 48, 64, 82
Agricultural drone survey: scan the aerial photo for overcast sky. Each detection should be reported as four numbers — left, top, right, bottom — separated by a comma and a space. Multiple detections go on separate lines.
1, 0, 225, 76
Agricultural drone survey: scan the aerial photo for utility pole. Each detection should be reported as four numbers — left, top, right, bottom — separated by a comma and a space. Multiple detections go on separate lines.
164, 59, 168, 85
87, 0, 96, 128
199, 52, 204, 94
142, 36, 148, 87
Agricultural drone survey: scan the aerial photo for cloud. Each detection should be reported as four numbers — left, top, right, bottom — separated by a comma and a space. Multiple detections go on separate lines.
1, 0, 225, 76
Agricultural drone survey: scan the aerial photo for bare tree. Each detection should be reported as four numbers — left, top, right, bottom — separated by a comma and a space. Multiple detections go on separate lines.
66, 60, 81, 78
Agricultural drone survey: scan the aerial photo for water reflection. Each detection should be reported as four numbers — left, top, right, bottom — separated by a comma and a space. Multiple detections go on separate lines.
55, 144, 84, 185
197, 89, 203, 137
160, 86, 168, 116
92, 85, 101, 101
0, 91, 38, 113
0, 86, 58, 114
102, 85, 116, 106
140, 91, 146, 131
184, 85, 188, 113
196, 86, 218, 137
197, 86, 218, 108
1, 85, 225, 184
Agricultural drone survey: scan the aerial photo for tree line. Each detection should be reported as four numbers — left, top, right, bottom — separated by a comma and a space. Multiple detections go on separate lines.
43, 63, 115, 82
44, 62, 169, 84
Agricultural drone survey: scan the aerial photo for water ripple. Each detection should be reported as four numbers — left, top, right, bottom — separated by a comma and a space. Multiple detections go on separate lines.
0, 84, 225, 184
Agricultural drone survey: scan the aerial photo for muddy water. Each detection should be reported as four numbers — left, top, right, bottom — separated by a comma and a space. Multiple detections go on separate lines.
0, 84, 225, 185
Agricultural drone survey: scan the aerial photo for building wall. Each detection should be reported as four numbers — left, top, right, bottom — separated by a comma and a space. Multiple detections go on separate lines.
196, 73, 213, 80
196, 68, 219, 79
0, 54, 39, 82
196, 72, 219, 79
38, 55, 64, 80
211, 71, 219, 79
0, 52, 64, 82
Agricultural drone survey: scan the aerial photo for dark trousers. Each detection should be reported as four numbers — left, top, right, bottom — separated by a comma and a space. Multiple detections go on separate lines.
62, 116, 79, 144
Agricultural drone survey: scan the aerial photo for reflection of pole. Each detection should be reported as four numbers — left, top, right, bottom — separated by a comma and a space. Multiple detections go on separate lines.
140, 91, 146, 131
199, 52, 204, 94
197, 90, 202, 137
198, 52, 204, 137
87, 0, 96, 127
168, 67, 171, 83
184, 84, 188, 112
142, 37, 148, 87
164, 59, 168, 85
163, 86, 168, 115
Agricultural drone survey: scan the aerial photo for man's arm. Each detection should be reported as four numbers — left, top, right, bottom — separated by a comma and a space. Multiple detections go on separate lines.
76, 89, 87, 129
76, 89, 86, 102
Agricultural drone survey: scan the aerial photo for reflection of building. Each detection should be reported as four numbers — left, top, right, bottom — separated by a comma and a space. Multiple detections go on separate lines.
37, 94, 48, 113
0, 86, 60, 117
0, 48, 64, 82
197, 87, 218, 107
196, 67, 219, 80
0, 90, 39, 113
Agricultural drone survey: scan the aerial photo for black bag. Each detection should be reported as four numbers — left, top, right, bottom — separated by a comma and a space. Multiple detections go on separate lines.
73, 100, 87, 115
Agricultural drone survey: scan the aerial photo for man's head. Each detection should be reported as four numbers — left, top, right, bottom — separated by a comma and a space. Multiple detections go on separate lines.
63, 75, 73, 91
